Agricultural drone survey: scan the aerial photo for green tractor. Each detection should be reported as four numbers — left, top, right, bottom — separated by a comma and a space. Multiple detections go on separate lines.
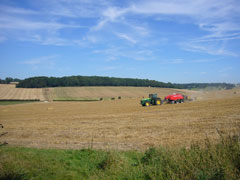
140, 94, 163, 107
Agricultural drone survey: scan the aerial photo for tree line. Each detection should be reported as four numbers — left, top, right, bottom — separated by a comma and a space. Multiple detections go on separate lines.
174, 83, 235, 90
14, 76, 235, 89
0, 77, 21, 84
16, 76, 176, 88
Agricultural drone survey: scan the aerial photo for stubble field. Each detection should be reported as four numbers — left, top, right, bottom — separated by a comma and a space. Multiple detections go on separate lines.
1, 87, 240, 150
0, 84, 44, 100
0, 84, 195, 101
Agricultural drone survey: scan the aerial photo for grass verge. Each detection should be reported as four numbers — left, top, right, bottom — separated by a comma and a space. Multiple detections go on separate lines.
0, 135, 239, 180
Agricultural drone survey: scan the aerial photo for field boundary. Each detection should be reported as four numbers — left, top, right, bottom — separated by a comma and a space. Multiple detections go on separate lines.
53, 97, 101, 101
0, 99, 40, 101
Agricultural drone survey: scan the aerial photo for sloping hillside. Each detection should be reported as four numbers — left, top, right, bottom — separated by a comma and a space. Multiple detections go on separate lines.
0, 84, 44, 100
48, 86, 194, 101
0, 84, 196, 101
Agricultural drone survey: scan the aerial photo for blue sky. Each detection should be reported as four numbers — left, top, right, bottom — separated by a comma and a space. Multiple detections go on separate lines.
0, 0, 240, 83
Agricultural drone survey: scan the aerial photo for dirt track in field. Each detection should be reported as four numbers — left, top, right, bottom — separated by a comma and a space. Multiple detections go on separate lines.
1, 88, 240, 150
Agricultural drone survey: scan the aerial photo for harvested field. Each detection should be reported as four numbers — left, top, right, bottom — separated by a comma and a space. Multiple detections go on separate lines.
1, 88, 240, 150
50, 86, 196, 101
0, 84, 196, 101
0, 84, 44, 101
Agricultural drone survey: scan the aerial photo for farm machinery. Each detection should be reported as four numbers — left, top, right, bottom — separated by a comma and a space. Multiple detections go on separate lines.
140, 94, 163, 106
141, 93, 189, 106
164, 93, 188, 104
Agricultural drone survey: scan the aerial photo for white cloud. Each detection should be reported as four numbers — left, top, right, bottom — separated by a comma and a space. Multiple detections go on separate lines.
18, 35, 80, 46
91, 19, 108, 31
93, 46, 155, 61
83, 35, 98, 43
129, 24, 149, 36
22, 55, 58, 69
181, 42, 239, 57
23, 55, 57, 65
158, 58, 219, 65
0, 5, 38, 15
129, 0, 239, 21
192, 23, 240, 45
115, 33, 136, 44
0, 14, 86, 46
0, 0, 239, 59
34, 0, 111, 18
127, 0, 240, 56
189, 59, 218, 63
0, 3, 88, 46
130, 1, 199, 15
103, 7, 128, 21
89, 0, 240, 57
92, 7, 129, 31
0, 16, 81, 30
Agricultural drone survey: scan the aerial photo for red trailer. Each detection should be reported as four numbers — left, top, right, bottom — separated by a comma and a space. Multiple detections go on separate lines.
164, 93, 187, 104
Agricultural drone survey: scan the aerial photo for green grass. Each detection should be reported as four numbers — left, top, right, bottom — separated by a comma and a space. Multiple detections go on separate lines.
0, 135, 240, 180
0, 101, 38, 106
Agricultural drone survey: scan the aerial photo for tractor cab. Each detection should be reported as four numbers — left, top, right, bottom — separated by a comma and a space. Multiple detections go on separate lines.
149, 94, 157, 99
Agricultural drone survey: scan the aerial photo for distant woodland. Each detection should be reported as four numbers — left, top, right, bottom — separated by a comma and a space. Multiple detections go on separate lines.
0, 77, 21, 84
8, 76, 235, 89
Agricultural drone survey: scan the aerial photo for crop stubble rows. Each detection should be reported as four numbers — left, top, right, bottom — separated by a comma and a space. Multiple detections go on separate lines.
0, 84, 44, 100
0, 84, 193, 101
1, 89, 240, 150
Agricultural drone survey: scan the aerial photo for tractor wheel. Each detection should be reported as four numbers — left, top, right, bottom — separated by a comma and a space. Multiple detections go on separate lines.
156, 100, 161, 105
145, 102, 150, 107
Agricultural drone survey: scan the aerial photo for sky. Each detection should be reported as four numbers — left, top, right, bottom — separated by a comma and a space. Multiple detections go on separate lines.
0, 0, 240, 83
